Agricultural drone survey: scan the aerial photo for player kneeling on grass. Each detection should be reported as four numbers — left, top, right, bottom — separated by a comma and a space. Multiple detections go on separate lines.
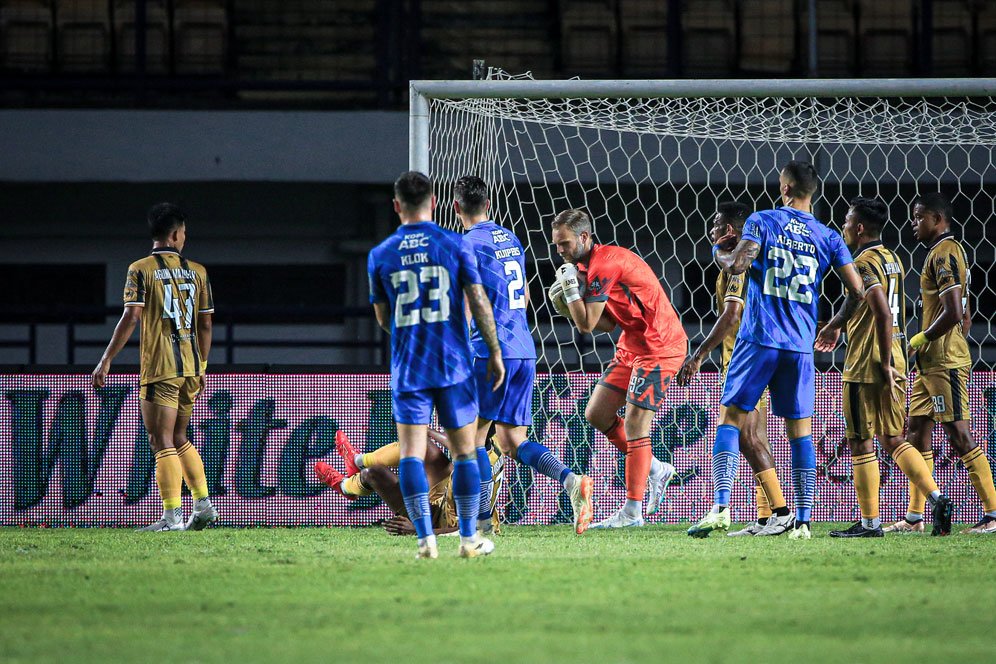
815, 197, 954, 537
549, 209, 684, 528
316, 430, 503, 537
455, 176, 593, 535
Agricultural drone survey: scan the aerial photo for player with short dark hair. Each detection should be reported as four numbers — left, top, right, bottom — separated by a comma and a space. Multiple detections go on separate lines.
816, 197, 954, 537
895, 192, 996, 534
688, 160, 865, 540
455, 176, 594, 535
678, 202, 787, 537
549, 209, 683, 528
92, 203, 217, 531
367, 171, 505, 559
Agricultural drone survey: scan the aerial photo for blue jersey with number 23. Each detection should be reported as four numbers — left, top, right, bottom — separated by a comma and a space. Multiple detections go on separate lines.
738, 207, 852, 354
367, 221, 481, 392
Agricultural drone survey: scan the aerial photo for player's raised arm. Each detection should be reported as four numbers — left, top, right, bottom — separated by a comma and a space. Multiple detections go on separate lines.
464, 283, 505, 390
836, 262, 865, 300
713, 237, 760, 276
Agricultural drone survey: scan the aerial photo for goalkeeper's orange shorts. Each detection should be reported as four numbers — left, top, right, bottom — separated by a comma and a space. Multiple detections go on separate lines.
597, 349, 681, 411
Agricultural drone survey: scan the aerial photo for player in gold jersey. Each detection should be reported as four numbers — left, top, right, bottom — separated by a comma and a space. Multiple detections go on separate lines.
92, 203, 218, 532
678, 202, 792, 537
816, 197, 954, 537
898, 192, 996, 534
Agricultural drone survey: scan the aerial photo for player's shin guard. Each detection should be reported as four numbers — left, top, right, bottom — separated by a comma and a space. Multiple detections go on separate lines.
475, 446, 493, 522
452, 458, 482, 538
961, 447, 996, 513
852, 452, 880, 522
755, 468, 787, 511
907, 449, 934, 517
891, 443, 938, 499
175, 440, 209, 501
362, 442, 402, 469
603, 416, 628, 454
154, 448, 183, 511
790, 436, 816, 523
712, 425, 740, 506
625, 437, 653, 501
398, 457, 433, 540
517, 440, 572, 484
755, 483, 772, 520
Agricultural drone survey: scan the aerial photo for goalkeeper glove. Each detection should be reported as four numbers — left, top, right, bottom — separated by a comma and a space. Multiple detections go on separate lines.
547, 281, 572, 318
556, 263, 581, 304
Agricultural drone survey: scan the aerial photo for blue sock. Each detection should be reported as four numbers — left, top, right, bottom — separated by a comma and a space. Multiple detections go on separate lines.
517, 440, 572, 484
452, 458, 481, 538
476, 446, 493, 521
398, 457, 432, 539
712, 424, 740, 506
790, 435, 816, 524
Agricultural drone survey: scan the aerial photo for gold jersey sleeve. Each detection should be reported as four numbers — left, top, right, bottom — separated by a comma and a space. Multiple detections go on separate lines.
842, 244, 907, 383
918, 236, 971, 372
715, 271, 746, 373
125, 249, 212, 384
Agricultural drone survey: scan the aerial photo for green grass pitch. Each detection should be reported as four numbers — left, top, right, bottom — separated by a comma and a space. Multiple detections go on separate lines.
2, 524, 994, 663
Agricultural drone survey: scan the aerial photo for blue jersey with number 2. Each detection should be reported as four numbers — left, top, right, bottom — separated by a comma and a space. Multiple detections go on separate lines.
368, 221, 481, 392
463, 221, 536, 360
738, 207, 852, 354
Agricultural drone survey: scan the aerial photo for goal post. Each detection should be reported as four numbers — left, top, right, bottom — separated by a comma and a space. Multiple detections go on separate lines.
408, 73, 996, 525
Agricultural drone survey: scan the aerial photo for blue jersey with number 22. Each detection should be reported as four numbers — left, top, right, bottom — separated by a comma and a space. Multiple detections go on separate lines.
367, 221, 481, 392
738, 207, 852, 354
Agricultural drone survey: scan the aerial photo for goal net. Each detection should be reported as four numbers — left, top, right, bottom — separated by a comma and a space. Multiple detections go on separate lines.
417, 70, 996, 525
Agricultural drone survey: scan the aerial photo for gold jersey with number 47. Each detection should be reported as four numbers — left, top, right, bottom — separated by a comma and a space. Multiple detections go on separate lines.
123, 247, 214, 384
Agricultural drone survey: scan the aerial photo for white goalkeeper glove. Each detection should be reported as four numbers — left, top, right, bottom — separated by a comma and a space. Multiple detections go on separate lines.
556, 263, 581, 304
547, 281, 572, 318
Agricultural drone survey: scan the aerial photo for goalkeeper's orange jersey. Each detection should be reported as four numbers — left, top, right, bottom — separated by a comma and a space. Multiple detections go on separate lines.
578, 243, 687, 358
123, 247, 214, 384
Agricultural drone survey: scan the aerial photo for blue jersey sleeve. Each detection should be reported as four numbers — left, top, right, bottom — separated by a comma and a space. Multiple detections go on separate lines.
830, 231, 853, 268
741, 213, 764, 245
367, 250, 386, 304
458, 236, 483, 287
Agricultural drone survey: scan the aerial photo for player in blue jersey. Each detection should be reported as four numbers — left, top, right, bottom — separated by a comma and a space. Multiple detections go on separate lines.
367, 171, 506, 559
687, 160, 865, 540
454, 176, 595, 535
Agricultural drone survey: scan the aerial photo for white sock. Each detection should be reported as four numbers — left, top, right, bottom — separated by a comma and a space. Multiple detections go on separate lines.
163, 507, 182, 524
460, 533, 479, 546
906, 511, 923, 523
622, 499, 642, 517
354, 453, 365, 470
862, 517, 881, 529
986, 511, 996, 519
649, 457, 665, 476
563, 472, 578, 492
418, 534, 437, 549
193, 497, 212, 512
710, 504, 728, 515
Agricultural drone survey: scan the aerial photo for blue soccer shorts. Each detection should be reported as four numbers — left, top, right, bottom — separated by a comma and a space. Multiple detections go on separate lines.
720, 339, 815, 419
393, 377, 478, 429
474, 357, 534, 427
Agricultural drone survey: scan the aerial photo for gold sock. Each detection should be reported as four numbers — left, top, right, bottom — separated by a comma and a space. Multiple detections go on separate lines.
154, 448, 183, 511
961, 447, 996, 513
891, 442, 939, 499
361, 441, 401, 468
175, 441, 210, 501
755, 468, 786, 510
341, 474, 374, 497
907, 450, 934, 515
852, 452, 880, 520
755, 482, 772, 520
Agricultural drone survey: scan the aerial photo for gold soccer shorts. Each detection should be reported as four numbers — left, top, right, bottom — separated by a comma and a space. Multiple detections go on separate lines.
909, 367, 970, 423
140, 376, 202, 416
843, 380, 907, 440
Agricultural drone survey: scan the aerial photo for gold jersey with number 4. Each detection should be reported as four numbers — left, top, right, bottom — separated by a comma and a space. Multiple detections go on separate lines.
916, 233, 971, 372
842, 242, 907, 383
123, 247, 214, 384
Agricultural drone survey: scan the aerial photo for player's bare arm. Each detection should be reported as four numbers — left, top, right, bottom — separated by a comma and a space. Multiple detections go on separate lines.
677, 299, 743, 385
92, 305, 143, 388
714, 238, 760, 275
373, 301, 391, 333
566, 297, 609, 334
197, 311, 213, 388
836, 262, 866, 300
814, 292, 862, 352
864, 283, 903, 401
464, 283, 506, 390
912, 286, 964, 354
962, 292, 972, 336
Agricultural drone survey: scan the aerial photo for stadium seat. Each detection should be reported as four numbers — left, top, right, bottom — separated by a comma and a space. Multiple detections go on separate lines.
57, 0, 111, 72
857, 0, 914, 76
0, 0, 52, 71
979, 0, 996, 75
928, 1, 974, 76
681, 0, 735, 77
173, 0, 227, 74
618, 0, 669, 76
740, 0, 797, 74
114, 0, 169, 73
559, 0, 618, 75
801, 0, 856, 77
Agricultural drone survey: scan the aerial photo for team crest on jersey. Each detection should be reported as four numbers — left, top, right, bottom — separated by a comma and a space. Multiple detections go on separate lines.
589, 276, 604, 294
784, 219, 811, 236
